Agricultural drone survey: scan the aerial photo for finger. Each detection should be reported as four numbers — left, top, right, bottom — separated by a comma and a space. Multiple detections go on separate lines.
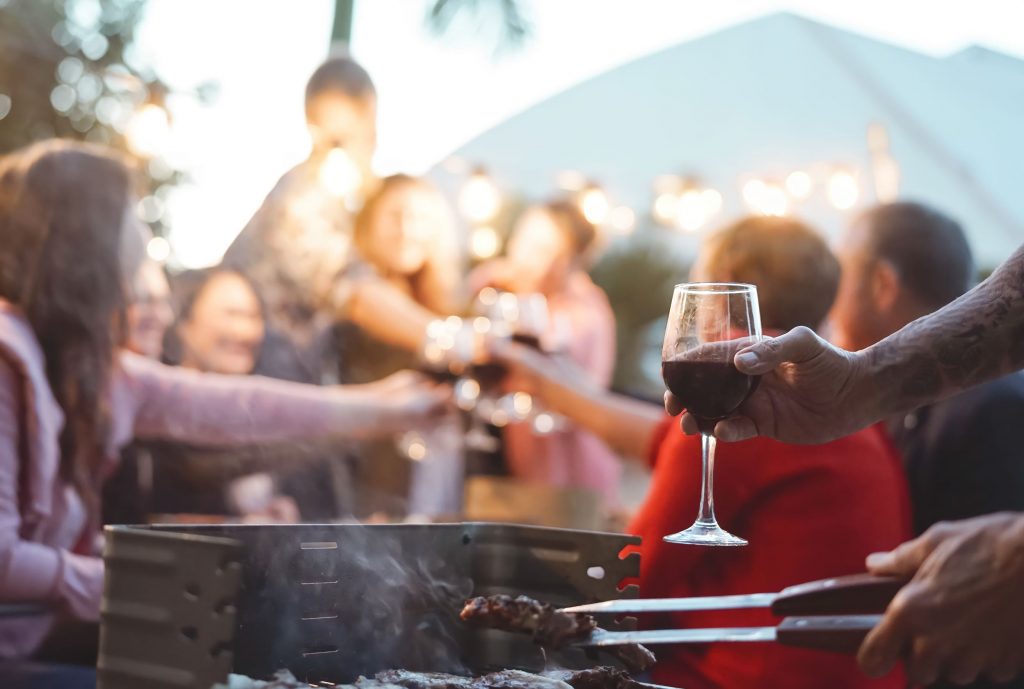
679, 413, 699, 435
664, 391, 684, 417
713, 416, 758, 442
948, 648, 989, 686
734, 326, 825, 375
858, 597, 914, 678
905, 638, 947, 687
865, 537, 930, 577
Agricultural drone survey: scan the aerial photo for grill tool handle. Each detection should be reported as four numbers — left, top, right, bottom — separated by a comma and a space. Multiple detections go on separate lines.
771, 574, 905, 616
776, 615, 882, 654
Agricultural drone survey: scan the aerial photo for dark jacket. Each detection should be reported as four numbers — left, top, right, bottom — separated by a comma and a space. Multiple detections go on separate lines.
886, 373, 1024, 689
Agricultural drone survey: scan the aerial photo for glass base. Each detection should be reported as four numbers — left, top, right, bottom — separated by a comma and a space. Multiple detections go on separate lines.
663, 521, 748, 547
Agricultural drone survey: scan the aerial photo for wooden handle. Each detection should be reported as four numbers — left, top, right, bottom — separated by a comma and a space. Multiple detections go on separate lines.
771, 573, 904, 617
776, 615, 881, 654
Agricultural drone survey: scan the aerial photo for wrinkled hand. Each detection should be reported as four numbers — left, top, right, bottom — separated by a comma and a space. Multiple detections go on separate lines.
664, 326, 871, 444
858, 513, 1024, 685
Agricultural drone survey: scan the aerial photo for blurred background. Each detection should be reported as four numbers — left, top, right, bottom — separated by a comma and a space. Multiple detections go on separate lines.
2, 0, 1022, 399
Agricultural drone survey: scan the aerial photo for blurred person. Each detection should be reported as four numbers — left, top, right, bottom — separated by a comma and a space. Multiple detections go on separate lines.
473, 200, 619, 506
222, 53, 378, 383
831, 202, 1024, 537
0, 140, 446, 673
333, 174, 465, 516
496, 216, 911, 689
666, 236, 1024, 687
828, 202, 1024, 689
124, 258, 174, 359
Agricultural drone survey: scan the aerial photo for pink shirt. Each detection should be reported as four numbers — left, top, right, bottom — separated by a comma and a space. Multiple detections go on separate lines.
504, 273, 621, 505
0, 301, 362, 658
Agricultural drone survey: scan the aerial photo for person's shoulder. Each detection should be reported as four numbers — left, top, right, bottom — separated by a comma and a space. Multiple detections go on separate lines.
933, 370, 1024, 423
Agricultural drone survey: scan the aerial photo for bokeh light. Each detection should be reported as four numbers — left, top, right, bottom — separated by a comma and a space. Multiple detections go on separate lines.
458, 170, 502, 223
578, 185, 611, 225
785, 170, 813, 199
125, 103, 171, 158
827, 170, 860, 210
318, 147, 362, 198
608, 205, 636, 235
470, 225, 501, 259
146, 236, 171, 262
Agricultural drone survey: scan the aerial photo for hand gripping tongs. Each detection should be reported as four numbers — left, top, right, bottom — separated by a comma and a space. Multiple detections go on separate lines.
562, 574, 904, 654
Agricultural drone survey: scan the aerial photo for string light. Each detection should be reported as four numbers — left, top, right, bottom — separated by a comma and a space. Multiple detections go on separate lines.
675, 189, 707, 232
458, 170, 501, 223
785, 170, 813, 199
743, 179, 788, 216
653, 192, 678, 225
578, 185, 611, 225
318, 147, 362, 198
146, 236, 171, 262
827, 170, 859, 210
125, 103, 171, 158
608, 206, 636, 235
470, 226, 500, 260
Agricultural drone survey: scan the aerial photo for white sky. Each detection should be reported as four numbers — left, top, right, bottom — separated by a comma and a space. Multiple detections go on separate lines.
137, 0, 1024, 267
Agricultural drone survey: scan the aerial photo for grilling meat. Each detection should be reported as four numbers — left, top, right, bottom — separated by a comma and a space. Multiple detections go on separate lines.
460, 595, 655, 674
460, 595, 597, 648
372, 668, 642, 689
542, 668, 641, 689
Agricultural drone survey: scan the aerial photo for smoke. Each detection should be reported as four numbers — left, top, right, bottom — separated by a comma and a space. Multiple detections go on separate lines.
221, 523, 475, 684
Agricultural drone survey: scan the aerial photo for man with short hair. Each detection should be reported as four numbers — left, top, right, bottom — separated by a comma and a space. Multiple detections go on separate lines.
830, 202, 1024, 543
222, 54, 378, 383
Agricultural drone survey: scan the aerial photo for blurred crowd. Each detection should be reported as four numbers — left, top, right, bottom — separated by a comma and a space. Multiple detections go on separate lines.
1, 53, 1023, 689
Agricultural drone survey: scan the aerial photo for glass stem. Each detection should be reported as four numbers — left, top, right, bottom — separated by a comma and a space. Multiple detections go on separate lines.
696, 432, 719, 526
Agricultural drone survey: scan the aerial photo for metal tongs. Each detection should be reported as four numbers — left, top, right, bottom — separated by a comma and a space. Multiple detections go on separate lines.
562, 574, 904, 654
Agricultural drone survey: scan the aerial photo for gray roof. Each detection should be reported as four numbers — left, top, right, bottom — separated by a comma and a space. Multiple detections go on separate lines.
445, 12, 1024, 267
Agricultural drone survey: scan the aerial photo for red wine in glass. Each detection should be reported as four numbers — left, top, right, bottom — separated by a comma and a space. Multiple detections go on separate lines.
661, 360, 760, 434
661, 282, 763, 546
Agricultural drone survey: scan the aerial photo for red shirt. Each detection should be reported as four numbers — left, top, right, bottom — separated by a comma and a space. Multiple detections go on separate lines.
627, 419, 912, 689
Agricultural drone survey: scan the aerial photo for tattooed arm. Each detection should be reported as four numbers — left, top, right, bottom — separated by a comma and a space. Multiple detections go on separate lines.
667, 244, 1024, 444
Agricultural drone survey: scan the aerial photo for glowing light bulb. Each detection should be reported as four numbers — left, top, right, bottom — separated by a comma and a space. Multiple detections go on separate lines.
125, 104, 170, 158
701, 188, 723, 217
653, 192, 678, 225
827, 170, 859, 210
470, 226, 500, 260
676, 190, 707, 232
459, 171, 501, 223
743, 179, 788, 216
608, 206, 636, 235
786, 170, 813, 199
146, 236, 171, 262
578, 186, 611, 225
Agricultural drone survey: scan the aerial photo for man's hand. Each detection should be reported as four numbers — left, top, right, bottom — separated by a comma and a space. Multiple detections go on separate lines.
859, 513, 1024, 685
664, 326, 876, 444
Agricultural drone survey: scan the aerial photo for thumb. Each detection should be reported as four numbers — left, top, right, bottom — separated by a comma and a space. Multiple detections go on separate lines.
734, 326, 827, 375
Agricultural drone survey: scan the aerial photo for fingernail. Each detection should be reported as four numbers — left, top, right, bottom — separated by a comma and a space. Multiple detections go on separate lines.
865, 552, 890, 569
735, 352, 759, 367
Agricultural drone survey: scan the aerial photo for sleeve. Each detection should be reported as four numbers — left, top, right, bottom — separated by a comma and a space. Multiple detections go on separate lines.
119, 351, 355, 447
0, 357, 103, 620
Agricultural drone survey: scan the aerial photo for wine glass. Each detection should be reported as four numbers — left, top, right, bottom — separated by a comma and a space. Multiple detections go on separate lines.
661, 282, 762, 546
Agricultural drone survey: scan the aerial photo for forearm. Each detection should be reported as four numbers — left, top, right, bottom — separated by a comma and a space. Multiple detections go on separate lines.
538, 379, 661, 460
349, 282, 437, 353
859, 244, 1024, 419
125, 354, 404, 445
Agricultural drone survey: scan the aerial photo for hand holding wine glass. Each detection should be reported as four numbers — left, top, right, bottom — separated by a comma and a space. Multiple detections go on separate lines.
661, 282, 762, 546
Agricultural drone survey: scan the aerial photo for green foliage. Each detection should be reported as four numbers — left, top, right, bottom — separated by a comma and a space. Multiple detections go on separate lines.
0, 0, 178, 232
591, 231, 691, 397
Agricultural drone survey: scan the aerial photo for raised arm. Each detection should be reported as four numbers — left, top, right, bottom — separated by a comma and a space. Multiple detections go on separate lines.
681, 244, 1024, 444
118, 351, 442, 447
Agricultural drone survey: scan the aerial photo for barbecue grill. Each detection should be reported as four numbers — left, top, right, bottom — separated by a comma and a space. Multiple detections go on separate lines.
97, 523, 641, 689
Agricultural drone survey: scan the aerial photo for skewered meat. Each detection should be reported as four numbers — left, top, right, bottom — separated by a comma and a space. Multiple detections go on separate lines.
460, 595, 597, 648
459, 595, 655, 674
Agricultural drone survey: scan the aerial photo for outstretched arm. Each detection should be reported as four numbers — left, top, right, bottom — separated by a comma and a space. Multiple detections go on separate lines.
678, 244, 1024, 444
